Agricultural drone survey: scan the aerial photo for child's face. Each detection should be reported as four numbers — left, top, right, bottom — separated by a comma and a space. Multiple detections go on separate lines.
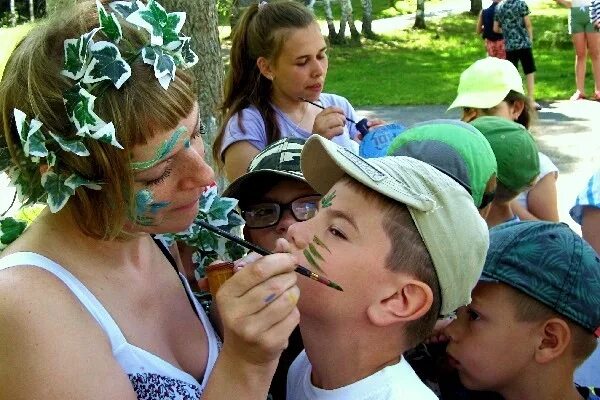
267, 23, 328, 104
286, 180, 396, 322
445, 283, 540, 392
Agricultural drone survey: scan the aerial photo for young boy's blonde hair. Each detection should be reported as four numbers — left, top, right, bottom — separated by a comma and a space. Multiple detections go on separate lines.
300, 135, 489, 343
341, 176, 440, 347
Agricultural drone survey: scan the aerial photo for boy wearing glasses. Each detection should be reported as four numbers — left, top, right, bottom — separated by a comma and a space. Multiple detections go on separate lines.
223, 138, 320, 252
223, 137, 318, 399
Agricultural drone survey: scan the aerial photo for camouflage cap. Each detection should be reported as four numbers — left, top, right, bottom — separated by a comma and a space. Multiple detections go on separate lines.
483, 221, 600, 336
222, 137, 307, 201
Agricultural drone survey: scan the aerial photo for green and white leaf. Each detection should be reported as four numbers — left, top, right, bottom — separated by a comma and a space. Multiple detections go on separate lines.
25, 129, 48, 158
0, 217, 27, 250
207, 197, 237, 227
97, 0, 123, 43
63, 86, 105, 134
109, 0, 143, 19
47, 151, 57, 167
173, 37, 198, 69
14, 109, 42, 144
126, 0, 185, 47
82, 41, 131, 89
88, 122, 124, 149
199, 185, 217, 213
154, 52, 176, 90
48, 131, 90, 156
14, 109, 48, 158
141, 45, 158, 65
61, 28, 99, 80
41, 171, 75, 213
65, 174, 102, 191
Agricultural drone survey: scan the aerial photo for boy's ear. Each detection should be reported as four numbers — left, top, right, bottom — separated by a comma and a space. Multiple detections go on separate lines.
534, 318, 571, 364
256, 57, 274, 80
367, 278, 433, 327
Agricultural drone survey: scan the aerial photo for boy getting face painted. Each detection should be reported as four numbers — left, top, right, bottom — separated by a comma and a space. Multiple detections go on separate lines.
284, 135, 489, 400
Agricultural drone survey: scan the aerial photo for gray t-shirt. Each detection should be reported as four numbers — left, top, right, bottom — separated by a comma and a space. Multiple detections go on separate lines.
219, 93, 360, 157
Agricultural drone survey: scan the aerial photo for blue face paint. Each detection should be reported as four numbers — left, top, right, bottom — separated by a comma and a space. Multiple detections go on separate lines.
133, 189, 170, 225
183, 138, 191, 149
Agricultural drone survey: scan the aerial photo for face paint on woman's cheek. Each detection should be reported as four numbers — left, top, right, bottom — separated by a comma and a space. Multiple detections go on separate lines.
132, 189, 170, 226
131, 126, 188, 171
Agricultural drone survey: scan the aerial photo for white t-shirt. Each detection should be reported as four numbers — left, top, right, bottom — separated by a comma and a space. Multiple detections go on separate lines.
286, 350, 438, 400
515, 152, 559, 209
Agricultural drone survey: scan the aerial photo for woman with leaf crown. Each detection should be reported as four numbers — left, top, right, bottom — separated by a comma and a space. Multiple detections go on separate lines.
0, 1, 300, 399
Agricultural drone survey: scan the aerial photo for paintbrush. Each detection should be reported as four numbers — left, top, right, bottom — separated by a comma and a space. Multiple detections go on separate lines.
196, 219, 343, 291
299, 97, 369, 136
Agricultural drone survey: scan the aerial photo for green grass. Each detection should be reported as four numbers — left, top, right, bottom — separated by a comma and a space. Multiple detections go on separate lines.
324, 2, 586, 105
1, 1, 587, 105
0, 23, 34, 78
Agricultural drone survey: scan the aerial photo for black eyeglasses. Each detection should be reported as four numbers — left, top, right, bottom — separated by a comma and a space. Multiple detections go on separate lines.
241, 195, 321, 228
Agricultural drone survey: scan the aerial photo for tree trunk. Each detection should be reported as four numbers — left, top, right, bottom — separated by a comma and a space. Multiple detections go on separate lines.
414, 0, 426, 29
9, 0, 16, 26
338, 0, 360, 42
29, 0, 35, 22
163, 0, 225, 188
45, 0, 77, 15
322, 0, 339, 43
360, 0, 375, 38
470, 0, 483, 15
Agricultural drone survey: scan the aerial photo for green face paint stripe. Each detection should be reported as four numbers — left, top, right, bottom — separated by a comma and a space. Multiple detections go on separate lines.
313, 235, 331, 253
133, 188, 169, 225
131, 126, 188, 171
303, 248, 323, 273
321, 190, 336, 208
308, 243, 324, 262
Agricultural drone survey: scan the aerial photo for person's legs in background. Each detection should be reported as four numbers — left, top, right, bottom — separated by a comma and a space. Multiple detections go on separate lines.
586, 31, 600, 99
571, 32, 589, 99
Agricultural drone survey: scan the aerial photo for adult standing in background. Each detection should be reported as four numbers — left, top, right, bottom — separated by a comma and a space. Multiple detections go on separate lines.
554, 0, 600, 101
493, 0, 542, 110
477, 0, 506, 58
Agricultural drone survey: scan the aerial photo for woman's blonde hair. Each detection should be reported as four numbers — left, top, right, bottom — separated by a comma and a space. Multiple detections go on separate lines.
0, 0, 197, 239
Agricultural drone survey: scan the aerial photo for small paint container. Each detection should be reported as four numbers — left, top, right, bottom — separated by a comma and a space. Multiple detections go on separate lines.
205, 261, 234, 297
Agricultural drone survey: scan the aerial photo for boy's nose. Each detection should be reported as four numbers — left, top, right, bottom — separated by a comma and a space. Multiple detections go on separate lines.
286, 219, 310, 251
444, 315, 463, 342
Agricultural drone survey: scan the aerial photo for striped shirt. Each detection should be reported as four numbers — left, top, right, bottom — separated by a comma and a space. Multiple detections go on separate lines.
591, 0, 600, 24
570, 170, 600, 225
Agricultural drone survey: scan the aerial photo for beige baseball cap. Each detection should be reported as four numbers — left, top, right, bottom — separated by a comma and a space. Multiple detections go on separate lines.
301, 135, 489, 315
448, 57, 525, 110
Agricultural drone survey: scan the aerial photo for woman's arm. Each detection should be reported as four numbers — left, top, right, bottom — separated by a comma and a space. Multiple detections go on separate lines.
0, 267, 139, 400
223, 141, 261, 182
202, 252, 300, 399
582, 207, 600, 255
524, 172, 559, 221
476, 10, 484, 34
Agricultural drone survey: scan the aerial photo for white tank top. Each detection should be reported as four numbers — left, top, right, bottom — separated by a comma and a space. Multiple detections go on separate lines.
0, 251, 221, 400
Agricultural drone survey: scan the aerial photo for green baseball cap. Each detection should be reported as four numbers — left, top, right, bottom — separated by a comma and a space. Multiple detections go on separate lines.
483, 221, 600, 337
448, 57, 525, 110
222, 137, 307, 201
470, 116, 539, 192
386, 119, 497, 208
301, 135, 489, 315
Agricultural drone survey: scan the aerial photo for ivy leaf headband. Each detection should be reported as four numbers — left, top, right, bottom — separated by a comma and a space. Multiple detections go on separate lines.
2, 0, 199, 214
